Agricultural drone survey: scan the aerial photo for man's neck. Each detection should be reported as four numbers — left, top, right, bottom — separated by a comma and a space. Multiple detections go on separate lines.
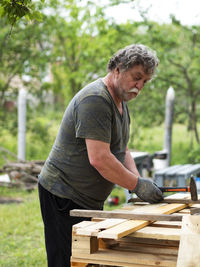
102, 74, 122, 112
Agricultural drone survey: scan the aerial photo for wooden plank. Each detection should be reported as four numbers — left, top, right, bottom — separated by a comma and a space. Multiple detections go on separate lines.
119, 204, 146, 210
98, 219, 149, 239
190, 207, 200, 215
129, 226, 180, 241
100, 238, 179, 255
72, 235, 98, 254
190, 203, 200, 208
70, 209, 183, 221
176, 210, 190, 214
73, 221, 95, 231
120, 236, 179, 247
112, 242, 178, 256
128, 198, 200, 204
144, 203, 187, 214
0, 197, 23, 204
72, 248, 177, 266
71, 261, 88, 267
177, 215, 200, 267
71, 257, 162, 267
97, 203, 187, 239
76, 218, 126, 236
150, 221, 182, 228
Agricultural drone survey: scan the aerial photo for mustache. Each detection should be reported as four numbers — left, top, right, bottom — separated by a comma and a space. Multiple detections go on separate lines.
128, 87, 139, 94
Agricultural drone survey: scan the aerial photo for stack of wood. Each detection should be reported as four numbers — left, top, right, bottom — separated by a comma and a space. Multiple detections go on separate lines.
70, 194, 200, 267
0, 160, 44, 190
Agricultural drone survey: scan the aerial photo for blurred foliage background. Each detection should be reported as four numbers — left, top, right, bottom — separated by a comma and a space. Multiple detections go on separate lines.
0, 0, 200, 166
0, 2, 200, 266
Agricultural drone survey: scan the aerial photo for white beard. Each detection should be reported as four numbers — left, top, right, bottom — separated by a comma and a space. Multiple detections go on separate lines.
128, 87, 140, 95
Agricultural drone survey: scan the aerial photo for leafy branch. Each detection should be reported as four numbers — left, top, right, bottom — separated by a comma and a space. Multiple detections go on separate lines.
0, 0, 44, 35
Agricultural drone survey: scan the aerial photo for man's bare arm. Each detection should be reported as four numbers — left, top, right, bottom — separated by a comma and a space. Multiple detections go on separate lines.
123, 147, 140, 177
85, 139, 138, 191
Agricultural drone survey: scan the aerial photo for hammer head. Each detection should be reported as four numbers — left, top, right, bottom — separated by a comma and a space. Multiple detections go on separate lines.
190, 175, 198, 201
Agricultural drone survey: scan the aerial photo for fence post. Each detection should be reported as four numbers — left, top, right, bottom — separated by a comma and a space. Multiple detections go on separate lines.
164, 86, 175, 166
18, 88, 27, 161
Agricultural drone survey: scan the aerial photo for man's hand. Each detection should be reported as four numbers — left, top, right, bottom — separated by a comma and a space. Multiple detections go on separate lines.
131, 177, 164, 204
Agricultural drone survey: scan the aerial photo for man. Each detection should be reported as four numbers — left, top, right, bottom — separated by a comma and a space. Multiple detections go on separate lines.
38, 44, 163, 267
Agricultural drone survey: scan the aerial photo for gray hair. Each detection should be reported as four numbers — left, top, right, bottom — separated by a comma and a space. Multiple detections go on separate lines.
107, 44, 159, 75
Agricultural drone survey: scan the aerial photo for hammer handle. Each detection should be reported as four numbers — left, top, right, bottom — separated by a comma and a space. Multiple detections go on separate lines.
159, 186, 190, 192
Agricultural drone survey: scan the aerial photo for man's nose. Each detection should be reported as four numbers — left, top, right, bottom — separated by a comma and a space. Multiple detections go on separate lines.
136, 81, 144, 90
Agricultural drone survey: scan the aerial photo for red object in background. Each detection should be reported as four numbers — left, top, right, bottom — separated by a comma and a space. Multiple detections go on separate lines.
107, 196, 119, 206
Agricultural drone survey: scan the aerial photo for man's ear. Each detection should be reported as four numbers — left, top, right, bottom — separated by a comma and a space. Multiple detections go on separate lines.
114, 67, 120, 76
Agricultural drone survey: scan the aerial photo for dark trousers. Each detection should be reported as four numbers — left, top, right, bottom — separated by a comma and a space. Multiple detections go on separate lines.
38, 183, 89, 267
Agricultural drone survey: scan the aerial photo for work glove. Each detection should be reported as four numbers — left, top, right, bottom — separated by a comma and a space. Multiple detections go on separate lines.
131, 177, 164, 204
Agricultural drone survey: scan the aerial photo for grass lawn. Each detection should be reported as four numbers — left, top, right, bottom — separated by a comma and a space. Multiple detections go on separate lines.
0, 187, 46, 267
0, 185, 125, 267
132, 123, 200, 164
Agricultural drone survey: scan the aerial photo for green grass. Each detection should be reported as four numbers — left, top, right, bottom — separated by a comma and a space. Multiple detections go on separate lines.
0, 186, 125, 267
132, 123, 200, 164
0, 188, 46, 267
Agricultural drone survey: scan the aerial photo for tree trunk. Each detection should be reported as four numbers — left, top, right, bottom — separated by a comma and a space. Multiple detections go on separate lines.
191, 100, 200, 144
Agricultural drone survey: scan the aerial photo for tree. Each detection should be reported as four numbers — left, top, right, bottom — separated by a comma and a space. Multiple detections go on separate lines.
1, 0, 199, 146
0, 0, 44, 31
49, 0, 123, 106
0, 13, 57, 137
117, 15, 200, 145
0, 17, 52, 98
145, 19, 200, 144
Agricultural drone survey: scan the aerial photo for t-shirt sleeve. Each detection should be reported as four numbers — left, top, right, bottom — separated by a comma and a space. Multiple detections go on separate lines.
74, 95, 112, 143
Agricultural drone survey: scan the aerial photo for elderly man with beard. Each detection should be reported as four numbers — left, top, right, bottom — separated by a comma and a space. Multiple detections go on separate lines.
38, 44, 163, 267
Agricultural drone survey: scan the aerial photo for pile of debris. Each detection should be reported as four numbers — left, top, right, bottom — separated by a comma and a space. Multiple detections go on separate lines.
0, 160, 44, 191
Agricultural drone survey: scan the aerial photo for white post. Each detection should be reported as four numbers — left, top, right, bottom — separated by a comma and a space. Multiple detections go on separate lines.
163, 86, 175, 166
18, 88, 27, 161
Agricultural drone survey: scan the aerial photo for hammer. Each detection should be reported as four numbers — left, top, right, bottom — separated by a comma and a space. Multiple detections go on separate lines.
159, 175, 198, 201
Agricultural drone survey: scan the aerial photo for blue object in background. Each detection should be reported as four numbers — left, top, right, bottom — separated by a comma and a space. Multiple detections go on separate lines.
195, 177, 200, 193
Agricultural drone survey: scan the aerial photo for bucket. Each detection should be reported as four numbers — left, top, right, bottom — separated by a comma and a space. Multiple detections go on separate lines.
195, 177, 200, 193
153, 150, 168, 171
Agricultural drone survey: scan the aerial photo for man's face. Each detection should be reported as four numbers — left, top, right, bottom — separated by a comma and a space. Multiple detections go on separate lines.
113, 65, 152, 102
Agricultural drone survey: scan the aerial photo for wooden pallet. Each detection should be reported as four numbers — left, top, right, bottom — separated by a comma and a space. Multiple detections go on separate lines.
71, 194, 200, 267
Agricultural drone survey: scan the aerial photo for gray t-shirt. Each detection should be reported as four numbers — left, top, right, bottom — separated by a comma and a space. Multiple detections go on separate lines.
39, 78, 130, 209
